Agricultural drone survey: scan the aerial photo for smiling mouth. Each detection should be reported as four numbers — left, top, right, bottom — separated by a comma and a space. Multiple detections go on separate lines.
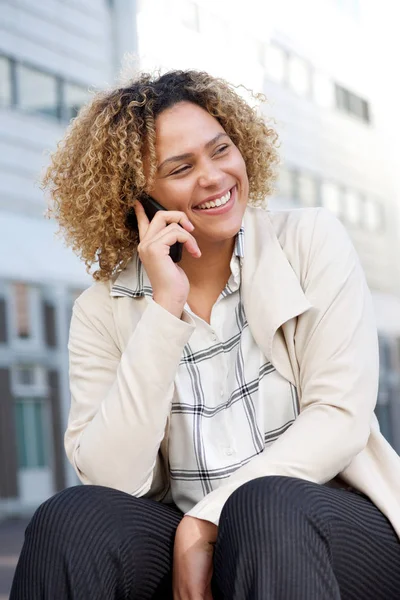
195, 188, 233, 210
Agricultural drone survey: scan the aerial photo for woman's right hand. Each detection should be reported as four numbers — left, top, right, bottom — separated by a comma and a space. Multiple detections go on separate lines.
134, 201, 201, 319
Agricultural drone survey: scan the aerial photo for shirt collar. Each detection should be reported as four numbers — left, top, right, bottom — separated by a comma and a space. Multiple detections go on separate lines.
111, 226, 245, 298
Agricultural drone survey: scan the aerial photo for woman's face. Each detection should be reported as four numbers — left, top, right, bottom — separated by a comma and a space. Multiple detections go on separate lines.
145, 101, 249, 245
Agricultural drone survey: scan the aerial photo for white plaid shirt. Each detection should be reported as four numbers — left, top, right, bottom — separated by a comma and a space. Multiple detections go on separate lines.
131, 228, 299, 513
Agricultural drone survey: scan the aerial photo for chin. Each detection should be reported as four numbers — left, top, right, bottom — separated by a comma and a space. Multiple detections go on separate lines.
204, 223, 243, 244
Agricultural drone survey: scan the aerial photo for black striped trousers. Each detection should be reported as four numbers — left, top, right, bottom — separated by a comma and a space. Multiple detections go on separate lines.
10, 476, 400, 599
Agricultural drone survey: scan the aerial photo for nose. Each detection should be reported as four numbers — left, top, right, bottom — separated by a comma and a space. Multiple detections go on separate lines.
197, 158, 224, 188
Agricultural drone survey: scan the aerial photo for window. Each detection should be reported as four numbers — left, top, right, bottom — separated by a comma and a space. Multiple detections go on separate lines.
64, 82, 89, 121
297, 173, 318, 207
13, 283, 31, 339
265, 44, 287, 84
12, 364, 49, 470
335, 85, 350, 111
15, 365, 36, 386
0, 297, 7, 343
379, 336, 393, 372
344, 190, 362, 225
18, 65, 60, 119
335, 83, 370, 123
288, 56, 311, 97
0, 55, 12, 107
361, 99, 370, 123
321, 181, 341, 216
14, 397, 48, 468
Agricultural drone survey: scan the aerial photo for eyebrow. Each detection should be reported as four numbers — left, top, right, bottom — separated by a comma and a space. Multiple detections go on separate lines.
157, 132, 229, 172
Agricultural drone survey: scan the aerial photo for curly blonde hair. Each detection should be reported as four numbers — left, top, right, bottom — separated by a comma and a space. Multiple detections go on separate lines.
43, 70, 279, 281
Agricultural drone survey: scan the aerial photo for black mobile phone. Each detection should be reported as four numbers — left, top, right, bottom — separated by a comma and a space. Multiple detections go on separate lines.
125, 195, 183, 263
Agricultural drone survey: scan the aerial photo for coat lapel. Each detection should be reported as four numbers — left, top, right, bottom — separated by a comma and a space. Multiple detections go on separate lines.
242, 208, 312, 379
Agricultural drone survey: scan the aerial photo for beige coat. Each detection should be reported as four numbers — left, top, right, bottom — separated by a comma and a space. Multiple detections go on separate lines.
66, 206, 400, 536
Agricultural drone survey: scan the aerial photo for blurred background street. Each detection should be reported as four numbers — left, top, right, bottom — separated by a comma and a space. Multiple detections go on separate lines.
1, 0, 400, 596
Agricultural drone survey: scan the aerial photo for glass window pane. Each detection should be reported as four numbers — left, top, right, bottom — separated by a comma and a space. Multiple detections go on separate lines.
297, 173, 318, 207
19, 65, 59, 119
379, 336, 392, 371
64, 83, 89, 120
0, 55, 12, 107
15, 401, 28, 468
335, 84, 350, 112
362, 99, 370, 123
34, 401, 46, 467
375, 403, 391, 444
321, 182, 341, 216
265, 44, 286, 84
13, 283, 31, 339
16, 365, 35, 386
344, 190, 362, 225
349, 93, 364, 118
14, 398, 47, 469
288, 56, 310, 97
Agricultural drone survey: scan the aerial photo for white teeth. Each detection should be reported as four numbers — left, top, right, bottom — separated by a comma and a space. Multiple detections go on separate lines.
196, 189, 231, 210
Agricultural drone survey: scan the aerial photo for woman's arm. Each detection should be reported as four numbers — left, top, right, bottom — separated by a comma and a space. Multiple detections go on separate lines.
66, 291, 194, 495
186, 208, 379, 524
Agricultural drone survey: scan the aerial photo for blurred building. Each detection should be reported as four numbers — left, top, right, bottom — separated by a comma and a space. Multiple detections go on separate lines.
0, 0, 399, 516
0, 0, 131, 516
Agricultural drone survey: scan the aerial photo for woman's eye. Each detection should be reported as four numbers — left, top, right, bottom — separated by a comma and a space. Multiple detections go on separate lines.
215, 144, 229, 155
170, 165, 191, 176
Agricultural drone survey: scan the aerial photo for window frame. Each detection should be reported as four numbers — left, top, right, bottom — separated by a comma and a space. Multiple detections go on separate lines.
17, 61, 62, 121
61, 79, 90, 122
8, 282, 42, 349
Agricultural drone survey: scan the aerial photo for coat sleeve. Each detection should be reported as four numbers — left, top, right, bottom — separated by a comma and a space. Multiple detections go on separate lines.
66, 291, 194, 495
186, 208, 379, 524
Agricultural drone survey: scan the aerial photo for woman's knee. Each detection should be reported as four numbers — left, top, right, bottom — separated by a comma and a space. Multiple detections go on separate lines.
26, 484, 145, 558
219, 476, 325, 533
29, 485, 117, 532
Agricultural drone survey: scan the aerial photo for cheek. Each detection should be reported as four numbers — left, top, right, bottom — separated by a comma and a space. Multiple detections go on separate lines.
153, 181, 193, 211
231, 148, 248, 179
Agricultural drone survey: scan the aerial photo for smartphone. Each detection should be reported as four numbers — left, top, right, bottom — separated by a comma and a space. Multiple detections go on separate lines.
125, 194, 183, 263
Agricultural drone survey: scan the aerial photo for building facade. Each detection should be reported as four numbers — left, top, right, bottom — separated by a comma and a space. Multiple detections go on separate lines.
0, 0, 126, 516
0, 0, 399, 515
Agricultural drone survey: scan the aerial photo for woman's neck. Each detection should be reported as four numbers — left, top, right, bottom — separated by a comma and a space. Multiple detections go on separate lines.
180, 236, 235, 290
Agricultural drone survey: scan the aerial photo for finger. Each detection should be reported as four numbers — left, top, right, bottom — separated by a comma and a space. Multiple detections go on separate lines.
147, 227, 201, 258
157, 224, 201, 256
146, 209, 194, 236
133, 201, 150, 240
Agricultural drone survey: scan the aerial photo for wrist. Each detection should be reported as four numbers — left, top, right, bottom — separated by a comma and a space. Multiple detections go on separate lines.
153, 294, 186, 319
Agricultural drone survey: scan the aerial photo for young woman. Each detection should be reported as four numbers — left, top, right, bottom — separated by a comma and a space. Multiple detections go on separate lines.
11, 70, 400, 600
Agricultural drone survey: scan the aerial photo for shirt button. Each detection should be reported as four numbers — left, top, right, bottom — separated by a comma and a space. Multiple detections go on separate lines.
224, 447, 234, 456
220, 389, 224, 397
211, 330, 217, 342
